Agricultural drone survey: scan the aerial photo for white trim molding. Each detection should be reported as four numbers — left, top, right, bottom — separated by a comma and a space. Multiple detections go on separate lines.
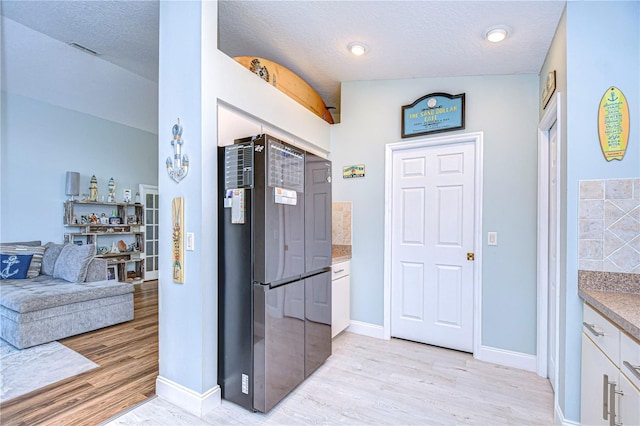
156, 375, 221, 418
475, 345, 537, 373
346, 320, 386, 340
537, 92, 562, 388
555, 403, 580, 426
383, 131, 484, 356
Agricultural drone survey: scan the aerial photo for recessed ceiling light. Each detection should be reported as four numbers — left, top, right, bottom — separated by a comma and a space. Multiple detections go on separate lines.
485, 28, 508, 43
347, 42, 367, 56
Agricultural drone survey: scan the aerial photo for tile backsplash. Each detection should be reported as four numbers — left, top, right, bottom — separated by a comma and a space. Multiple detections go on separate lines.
332, 201, 352, 245
579, 178, 640, 273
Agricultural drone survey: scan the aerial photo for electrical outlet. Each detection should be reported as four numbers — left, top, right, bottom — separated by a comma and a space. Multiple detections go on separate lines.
488, 231, 498, 246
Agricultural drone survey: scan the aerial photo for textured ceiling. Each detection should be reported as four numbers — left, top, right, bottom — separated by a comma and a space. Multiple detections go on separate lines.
219, 0, 565, 114
1, 0, 160, 81
2, 0, 566, 119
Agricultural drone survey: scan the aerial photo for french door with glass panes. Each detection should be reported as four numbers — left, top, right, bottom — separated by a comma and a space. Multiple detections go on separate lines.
140, 184, 159, 281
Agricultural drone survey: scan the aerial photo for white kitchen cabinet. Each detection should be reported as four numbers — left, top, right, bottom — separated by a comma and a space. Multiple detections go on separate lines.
331, 260, 350, 338
581, 304, 640, 426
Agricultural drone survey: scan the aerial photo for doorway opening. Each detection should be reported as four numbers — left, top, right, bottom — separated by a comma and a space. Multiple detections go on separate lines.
537, 92, 562, 392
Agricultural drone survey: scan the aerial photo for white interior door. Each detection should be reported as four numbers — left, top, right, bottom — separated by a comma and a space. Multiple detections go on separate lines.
547, 122, 558, 390
140, 184, 159, 281
390, 141, 475, 352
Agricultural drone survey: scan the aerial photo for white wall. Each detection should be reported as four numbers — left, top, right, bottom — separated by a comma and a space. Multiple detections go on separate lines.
0, 17, 158, 244
331, 74, 540, 356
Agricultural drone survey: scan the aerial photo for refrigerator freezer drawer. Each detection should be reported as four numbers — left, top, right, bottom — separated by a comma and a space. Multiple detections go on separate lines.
304, 271, 332, 378
253, 281, 305, 413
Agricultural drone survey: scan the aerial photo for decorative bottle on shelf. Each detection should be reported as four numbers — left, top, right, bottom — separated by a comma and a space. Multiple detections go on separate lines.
135, 191, 141, 204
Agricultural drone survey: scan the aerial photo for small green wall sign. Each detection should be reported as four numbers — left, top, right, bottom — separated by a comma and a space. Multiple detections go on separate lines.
401, 92, 465, 138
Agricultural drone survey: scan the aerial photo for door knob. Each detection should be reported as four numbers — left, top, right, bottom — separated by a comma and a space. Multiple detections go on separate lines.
467, 253, 475, 261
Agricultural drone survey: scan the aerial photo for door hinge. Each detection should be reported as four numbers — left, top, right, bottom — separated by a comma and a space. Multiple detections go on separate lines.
467, 253, 475, 261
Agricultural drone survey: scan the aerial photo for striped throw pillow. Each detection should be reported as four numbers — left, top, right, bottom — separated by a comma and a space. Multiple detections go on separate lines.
0, 244, 46, 278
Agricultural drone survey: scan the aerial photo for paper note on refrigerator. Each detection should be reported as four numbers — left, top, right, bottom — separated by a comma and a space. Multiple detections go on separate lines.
231, 189, 245, 224
274, 187, 297, 205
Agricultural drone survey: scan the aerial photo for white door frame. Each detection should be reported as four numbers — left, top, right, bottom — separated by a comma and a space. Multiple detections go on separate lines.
536, 92, 562, 385
383, 131, 484, 356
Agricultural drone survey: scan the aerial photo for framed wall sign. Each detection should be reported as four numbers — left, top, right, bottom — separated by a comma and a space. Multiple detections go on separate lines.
598, 86, 629, 161
343, 164, 365, 179
542, 70, 556, 109
402, 92, 465, 138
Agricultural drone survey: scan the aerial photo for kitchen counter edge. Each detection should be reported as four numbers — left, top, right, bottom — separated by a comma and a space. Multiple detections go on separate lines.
579, 288, 640, 342
331, 255, 351, 264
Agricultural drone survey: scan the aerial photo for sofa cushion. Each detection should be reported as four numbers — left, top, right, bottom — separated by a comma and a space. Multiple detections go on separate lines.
0, 276, 134, 313
0, 254, 33, 279
0, 245, 45, 278
41, 242, 67, 276
53, 244, 95, 283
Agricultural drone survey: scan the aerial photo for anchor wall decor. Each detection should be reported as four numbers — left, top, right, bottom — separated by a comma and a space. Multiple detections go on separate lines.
166, 119, 189, 183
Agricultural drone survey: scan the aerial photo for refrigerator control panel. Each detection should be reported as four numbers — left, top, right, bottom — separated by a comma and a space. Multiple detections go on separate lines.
224, 143, 254, 190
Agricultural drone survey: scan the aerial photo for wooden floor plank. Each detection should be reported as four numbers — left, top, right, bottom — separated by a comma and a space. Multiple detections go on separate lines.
0, 281, 158, 426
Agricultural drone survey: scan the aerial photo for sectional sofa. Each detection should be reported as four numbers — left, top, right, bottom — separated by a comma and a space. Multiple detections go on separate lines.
0, 240, 134, 349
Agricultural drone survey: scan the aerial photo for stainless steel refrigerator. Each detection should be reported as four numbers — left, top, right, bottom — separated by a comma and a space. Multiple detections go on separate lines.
218, 134, 332, 413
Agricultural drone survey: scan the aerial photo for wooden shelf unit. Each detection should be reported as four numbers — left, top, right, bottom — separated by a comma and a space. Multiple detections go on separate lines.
63, 200, 145, 283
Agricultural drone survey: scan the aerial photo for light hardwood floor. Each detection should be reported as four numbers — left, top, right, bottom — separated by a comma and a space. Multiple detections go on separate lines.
111, 328, 555, 425
0, 280, 158, 426
2, 280, 554, 425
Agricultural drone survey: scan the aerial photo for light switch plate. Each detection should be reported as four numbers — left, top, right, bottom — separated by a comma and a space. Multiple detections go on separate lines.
186, 232, 195, 251
488, 231, 498, 246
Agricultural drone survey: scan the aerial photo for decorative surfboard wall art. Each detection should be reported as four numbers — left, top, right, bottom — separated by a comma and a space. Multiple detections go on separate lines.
234, 56, 334, 124
598, 86, 629, 162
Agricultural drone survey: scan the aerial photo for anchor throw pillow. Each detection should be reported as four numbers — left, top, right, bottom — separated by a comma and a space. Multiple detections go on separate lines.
0, 244, 46, 278
0, 253, 34, 279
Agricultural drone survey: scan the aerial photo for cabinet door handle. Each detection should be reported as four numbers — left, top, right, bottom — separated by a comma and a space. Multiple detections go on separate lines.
603, 374, 610, 420
333, 269, 345, 274
609, 381, 624, 426
623, 360, 640, 381
609, 382, 616, 426
584, 322, 605, 337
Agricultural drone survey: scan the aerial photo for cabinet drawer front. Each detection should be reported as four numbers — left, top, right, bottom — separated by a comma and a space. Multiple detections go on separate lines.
621, 331, 640, 391
331, 275, 351, 338
332, 261, 350, 280
584, 304, 620, 366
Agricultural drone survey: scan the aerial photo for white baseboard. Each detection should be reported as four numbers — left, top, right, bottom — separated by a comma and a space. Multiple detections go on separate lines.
555, 403, 580, 426
156, 375, 221, 418
346, 320, 387, 340
474, 345, 537, 373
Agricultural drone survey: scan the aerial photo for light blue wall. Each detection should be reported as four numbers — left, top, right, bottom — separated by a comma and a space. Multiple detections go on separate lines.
0, 92, 158, 244
1, 14, 158, 246
331, 74, 540, 355
560, 1, 640, 422
156, 0, 331, 404
157, 0, 218, 396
